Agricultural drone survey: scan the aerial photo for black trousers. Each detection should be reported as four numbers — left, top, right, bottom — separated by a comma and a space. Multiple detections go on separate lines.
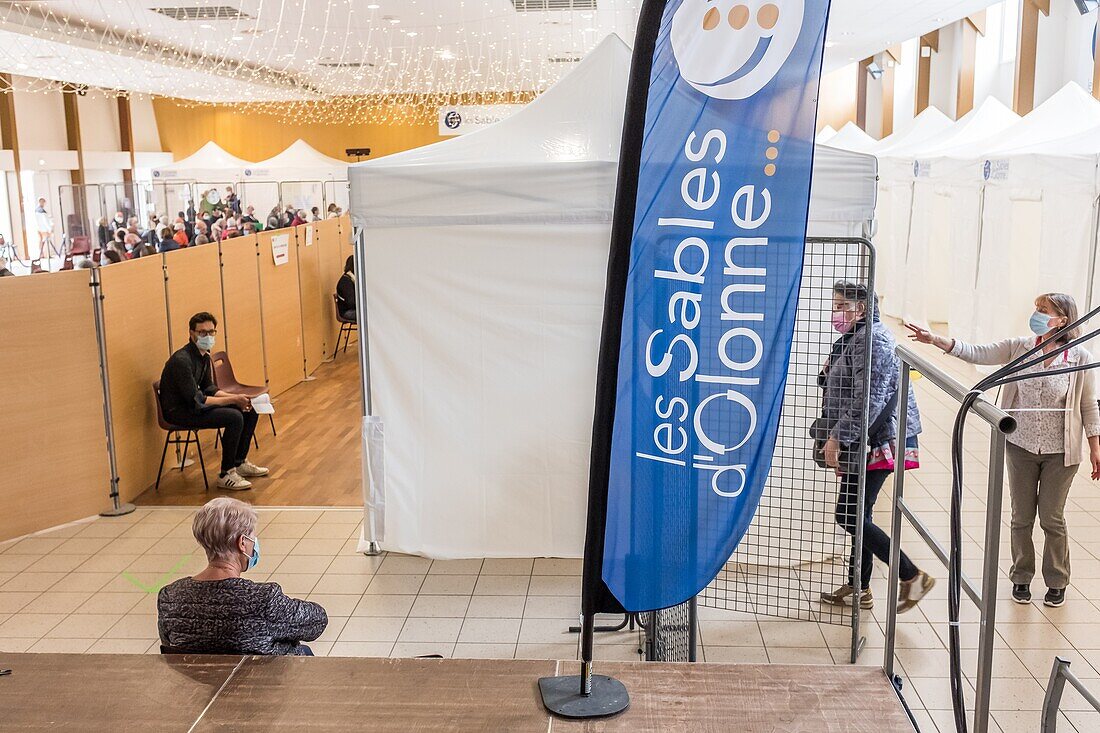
836, 468, 918, 588
166, 407, 258, 474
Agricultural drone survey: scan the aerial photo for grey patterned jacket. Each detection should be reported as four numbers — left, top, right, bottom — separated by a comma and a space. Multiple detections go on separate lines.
821, 318, 922, 447
158, 577, 327, 656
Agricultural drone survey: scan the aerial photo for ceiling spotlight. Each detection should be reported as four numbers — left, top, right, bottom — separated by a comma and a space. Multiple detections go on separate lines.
866, 61, 883, 80
232, 35, 244, 41
367, 3, 379, 7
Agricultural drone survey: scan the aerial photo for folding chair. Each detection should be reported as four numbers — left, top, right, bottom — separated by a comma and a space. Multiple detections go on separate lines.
210, 351, 271, 446
153, 381, 209, 492
333, 294, 357, 356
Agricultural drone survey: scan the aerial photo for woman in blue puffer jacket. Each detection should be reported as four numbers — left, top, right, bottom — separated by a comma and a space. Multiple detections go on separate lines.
818, 282, 934, 613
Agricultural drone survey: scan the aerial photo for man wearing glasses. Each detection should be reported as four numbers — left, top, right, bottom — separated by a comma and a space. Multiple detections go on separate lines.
158, 312, 268, 490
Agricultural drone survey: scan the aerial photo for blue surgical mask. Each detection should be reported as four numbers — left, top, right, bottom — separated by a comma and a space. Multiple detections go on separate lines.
243, 535, 260, 570
196, 334, 215, 351
1029, 311, 1054, 336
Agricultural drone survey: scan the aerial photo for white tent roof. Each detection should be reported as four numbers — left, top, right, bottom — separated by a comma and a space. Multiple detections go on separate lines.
875, 106, 955, 157
815, 125, 838, 144
252, 139, 347, 171
980, 83, 1100, 156
826, 122, 878, 154
155, 141, 252, 174
915, 97, 1020, 158
350, 34, 877, 232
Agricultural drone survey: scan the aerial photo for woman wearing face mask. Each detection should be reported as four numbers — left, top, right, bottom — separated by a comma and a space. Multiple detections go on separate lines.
157, 497, 328, 655
819, 282, 934, 612
907, 293, 1100, 608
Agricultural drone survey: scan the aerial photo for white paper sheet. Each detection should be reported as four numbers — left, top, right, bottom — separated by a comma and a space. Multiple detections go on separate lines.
250, 393, 275, 414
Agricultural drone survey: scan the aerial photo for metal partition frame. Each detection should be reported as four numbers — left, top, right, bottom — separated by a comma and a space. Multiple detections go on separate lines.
884, 343, 1017, 733
1042, 657, 1100, 732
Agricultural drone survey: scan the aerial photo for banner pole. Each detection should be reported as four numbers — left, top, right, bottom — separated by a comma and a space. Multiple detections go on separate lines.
90, 266, 135, 518
354, 224, 382, 556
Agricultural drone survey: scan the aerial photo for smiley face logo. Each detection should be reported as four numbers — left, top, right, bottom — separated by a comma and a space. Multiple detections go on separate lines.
671, 0, 805, 100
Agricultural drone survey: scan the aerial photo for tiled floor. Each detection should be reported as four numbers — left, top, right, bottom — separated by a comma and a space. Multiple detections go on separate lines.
2, 332, 1100, 731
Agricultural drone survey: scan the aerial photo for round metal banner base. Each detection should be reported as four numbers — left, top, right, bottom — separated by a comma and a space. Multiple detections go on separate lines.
99, 502, 137, 518
538, 675, 629, 719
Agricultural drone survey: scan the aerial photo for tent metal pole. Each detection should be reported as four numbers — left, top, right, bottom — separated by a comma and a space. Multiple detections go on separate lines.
1085, 162, 1100, 311
90, 266, 135, 518
353, 224, 381, 555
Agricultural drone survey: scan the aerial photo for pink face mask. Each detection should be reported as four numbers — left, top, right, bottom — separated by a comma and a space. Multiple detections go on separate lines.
831, 311, 855, 334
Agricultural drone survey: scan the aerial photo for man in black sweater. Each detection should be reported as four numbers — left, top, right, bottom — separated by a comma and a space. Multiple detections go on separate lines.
159, 312, 268, 490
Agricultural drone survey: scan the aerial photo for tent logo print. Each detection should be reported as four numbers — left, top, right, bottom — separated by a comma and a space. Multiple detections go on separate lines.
983, 160, 991, 181
670, 0, 805, 100
443, 110, 463, 130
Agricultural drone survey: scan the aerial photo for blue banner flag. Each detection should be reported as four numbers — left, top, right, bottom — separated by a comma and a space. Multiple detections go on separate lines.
599, 0, 832, 612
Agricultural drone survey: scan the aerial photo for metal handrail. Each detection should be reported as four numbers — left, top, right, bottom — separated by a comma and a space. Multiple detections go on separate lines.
1042, 657, 1100, 732
884, 342, 1016, 733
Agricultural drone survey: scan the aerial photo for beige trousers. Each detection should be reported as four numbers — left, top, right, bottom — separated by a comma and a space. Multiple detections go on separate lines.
1005, 443, 1077, 589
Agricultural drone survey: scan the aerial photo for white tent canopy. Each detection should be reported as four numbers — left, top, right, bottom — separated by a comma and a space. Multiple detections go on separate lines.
874, 106, 954, 158
350, 35, 879, 558
152, 141, 251, 181
980, 83, 1100, 156
248, 139, 347, 180
815, 125, 838, 144
915, 97, 1019, 158
826, 121, 878, 153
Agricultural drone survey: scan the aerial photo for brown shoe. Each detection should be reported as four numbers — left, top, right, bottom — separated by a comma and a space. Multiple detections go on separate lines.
898, 571, 935, 613
820, 585, 873, 609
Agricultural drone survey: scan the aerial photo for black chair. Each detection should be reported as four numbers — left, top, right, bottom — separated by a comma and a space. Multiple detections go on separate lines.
153, 381, 209, 492
334, 294, 357, 356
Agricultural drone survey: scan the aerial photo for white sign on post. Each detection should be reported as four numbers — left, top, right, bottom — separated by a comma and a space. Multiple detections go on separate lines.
271, 233, 290, 266
306, 227, 314, 247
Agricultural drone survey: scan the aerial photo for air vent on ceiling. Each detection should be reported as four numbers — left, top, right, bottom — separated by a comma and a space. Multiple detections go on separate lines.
510, 0, 598, 11
151, 5, 253, 21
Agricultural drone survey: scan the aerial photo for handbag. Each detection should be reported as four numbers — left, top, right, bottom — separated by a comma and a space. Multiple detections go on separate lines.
811, 389, 899, 471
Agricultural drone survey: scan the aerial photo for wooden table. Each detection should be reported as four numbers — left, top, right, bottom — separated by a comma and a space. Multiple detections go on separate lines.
0, 654, 914, 732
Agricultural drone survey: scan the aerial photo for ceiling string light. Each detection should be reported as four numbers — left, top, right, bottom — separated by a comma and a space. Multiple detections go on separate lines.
0, 1, 641, 125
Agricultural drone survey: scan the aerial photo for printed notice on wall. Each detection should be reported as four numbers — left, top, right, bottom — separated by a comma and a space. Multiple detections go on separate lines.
271, 234, 290, 266
305, 227, 314, 247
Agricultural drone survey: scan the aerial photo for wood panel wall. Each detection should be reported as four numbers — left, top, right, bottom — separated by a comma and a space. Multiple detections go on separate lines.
219, 234, 267, 388
297, 224, 326, 373
257, 229, 306, 396
316, 217, 350, 360
0, 271, 111, 541
99, 254, 172, 503
151, 98, 444, 162
164, 244, 224, 352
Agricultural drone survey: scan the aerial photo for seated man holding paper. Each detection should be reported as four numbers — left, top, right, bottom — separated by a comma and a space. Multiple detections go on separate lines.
159, 312, 269, 491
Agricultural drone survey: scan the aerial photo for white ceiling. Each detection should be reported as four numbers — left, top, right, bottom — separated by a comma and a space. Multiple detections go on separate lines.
0, 0, 1003, 101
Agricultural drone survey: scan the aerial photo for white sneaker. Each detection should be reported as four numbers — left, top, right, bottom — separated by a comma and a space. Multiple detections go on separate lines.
237, 461, 269, 478
217, 470, 252, 490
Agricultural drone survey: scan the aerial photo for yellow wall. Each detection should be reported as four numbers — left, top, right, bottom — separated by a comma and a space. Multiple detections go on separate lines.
817, 65, 859, 133
151, 98, 445, 162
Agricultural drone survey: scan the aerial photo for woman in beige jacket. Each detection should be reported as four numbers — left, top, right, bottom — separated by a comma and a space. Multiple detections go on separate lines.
907, 293, 1100, 608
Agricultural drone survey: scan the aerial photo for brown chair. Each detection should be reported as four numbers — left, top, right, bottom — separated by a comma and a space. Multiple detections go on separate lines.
333, 294, 357, 356
69, 235, 91, 257
29, 258, 45, 274
211, 351, 275, 438
153, 381, 209, 492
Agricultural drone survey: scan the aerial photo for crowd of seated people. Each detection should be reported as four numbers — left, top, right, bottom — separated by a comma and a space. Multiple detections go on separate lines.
59, 187, 345, 270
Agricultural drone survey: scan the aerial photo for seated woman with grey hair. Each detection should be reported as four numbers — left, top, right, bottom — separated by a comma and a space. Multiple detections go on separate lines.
158, 497, 327, 655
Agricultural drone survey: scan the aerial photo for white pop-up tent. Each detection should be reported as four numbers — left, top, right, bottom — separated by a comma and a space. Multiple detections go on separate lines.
152, 141, 251, 181
815, 125, 838, 144
875, 100, 1020, 325
350, 35, 879, 558
826, 121, 878, 153
239, 140, 349, 217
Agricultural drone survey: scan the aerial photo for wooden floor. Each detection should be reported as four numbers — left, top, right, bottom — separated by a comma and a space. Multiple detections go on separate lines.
0, 654, 914, 732
134, 346, 363, 507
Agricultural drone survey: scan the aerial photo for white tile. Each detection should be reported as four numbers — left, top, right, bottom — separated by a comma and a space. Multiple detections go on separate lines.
352, 594, 416, 618
0, 638, 36, 652
28, 638, 96, 653
515, 643, 577, 661
766, 647, 835, 665
330, 641, 394, 657
703, 646, 769, 663
397, 617, 463, 644
700, 621, 763, 647
87, 638, 159, 654
1, 573, 66, 593
365, 574, 425, 596
45, 614, 122, 639
409, 595, 471, 619
24, 554, 88, 573
103, 614, 158, 640
21, 592, 94, 615
473, 575, 530, 596
428, 559, 484, 575
0, 592, 40, 614
418, 575, 477, 596
326, 555, 383, 576
458, 618, 522, 644
274, 556, 335, 574
292, 539, 347, 555
55, 537, 114, 555
390, 642, 452, 659
758, 621, 826, 648
312, 574, 373, 595
315, 617, 348, 644
76, 555, 135, 573
453, 643, 517, 660
526, 575, 580, 596
532, 559, 582, 575
2, 538, 68, 555
338, 616, 405, 643
518, 618, 575, 645
377, 556, 432, 575
265, 573, 321, 596
0, 613, 66, 638
75, 593, 143, 615
521, 596, 579, 619
306, 594, 362, 617
480, 559, 533, 575
467, 595, 527, 619
48, 573, 117, 594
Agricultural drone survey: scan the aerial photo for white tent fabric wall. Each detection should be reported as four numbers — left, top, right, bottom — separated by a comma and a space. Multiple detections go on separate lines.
350, 35, 878, 559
